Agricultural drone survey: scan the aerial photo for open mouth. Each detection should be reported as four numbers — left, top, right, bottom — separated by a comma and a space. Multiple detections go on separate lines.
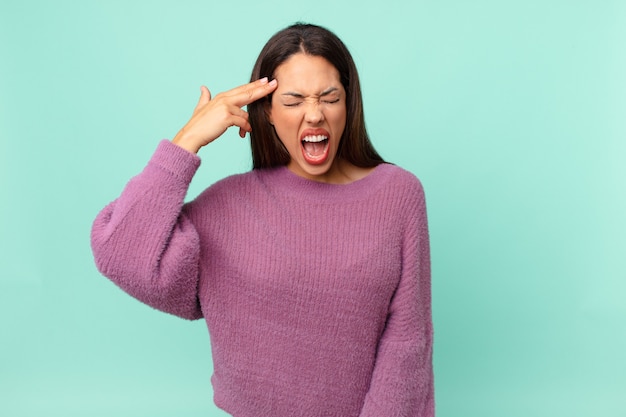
300, 128, 330, 165
301, 133, 330, 165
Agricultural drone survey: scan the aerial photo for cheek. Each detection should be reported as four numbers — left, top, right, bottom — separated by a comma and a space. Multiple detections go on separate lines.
271, 109, 298, 136
329, 107, 347, 132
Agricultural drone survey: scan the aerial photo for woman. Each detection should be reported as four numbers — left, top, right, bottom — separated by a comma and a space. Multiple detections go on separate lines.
91, 23, 434, 416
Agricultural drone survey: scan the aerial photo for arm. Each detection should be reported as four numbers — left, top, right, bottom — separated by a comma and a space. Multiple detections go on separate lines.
360, 180, 435, 417
90, 78, 278, 319
90, 140, 203, 320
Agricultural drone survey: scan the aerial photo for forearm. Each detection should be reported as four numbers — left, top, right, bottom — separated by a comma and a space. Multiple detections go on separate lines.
359, 334, 434, 416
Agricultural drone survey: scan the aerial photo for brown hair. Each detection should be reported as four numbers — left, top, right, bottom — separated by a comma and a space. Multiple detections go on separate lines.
248, 23, 385, 169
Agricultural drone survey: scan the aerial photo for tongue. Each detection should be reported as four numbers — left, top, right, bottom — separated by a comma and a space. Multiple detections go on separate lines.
304, 141, 325, 156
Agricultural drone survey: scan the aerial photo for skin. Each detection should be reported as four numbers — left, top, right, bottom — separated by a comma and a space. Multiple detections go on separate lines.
173, 77, 278, 154
269, 53, 349, 183
173, 54, 373, 184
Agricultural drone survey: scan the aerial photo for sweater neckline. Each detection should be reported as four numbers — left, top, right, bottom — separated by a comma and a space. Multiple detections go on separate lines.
256, 163, 393, 203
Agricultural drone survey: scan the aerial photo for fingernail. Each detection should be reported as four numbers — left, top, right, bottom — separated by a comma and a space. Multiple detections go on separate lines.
260, 77, 268, 84
269, 79, 277, 87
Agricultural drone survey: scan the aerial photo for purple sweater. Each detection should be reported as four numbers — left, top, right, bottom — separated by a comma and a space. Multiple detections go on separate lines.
91, 140, 434, 416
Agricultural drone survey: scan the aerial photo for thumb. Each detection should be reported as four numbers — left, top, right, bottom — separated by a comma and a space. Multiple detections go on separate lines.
193, 85, 211, 113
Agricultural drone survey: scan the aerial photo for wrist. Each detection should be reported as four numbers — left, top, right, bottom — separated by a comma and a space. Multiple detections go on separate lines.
172, 130, 200, 154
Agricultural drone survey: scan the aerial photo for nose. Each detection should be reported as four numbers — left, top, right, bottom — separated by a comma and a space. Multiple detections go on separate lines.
304, 102, 324, 124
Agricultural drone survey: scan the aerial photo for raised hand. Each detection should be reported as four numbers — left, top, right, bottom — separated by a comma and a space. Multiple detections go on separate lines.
172, 77, 278, 154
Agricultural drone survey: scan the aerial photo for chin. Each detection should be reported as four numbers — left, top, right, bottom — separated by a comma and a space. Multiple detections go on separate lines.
289, 157, 339, 182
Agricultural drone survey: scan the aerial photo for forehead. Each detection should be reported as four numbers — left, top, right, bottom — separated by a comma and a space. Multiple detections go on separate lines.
274, 53, 343, 94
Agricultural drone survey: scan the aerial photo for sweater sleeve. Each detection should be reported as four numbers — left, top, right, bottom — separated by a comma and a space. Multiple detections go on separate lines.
90, 140, 203, 320
359, 178, 435, 417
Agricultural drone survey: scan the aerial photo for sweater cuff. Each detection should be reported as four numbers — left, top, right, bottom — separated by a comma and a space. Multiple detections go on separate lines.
148, 139, 201, 184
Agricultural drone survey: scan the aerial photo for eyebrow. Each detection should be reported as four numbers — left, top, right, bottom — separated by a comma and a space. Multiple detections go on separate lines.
281, 87, 339, 98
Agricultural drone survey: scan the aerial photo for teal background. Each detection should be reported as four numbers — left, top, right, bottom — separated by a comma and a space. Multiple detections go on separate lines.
1, 1, 625, 416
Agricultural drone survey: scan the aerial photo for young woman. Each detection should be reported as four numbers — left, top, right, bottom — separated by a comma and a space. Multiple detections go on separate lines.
91, 23, 434, 416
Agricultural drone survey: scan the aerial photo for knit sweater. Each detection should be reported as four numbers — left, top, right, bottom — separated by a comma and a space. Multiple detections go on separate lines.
91, 140, 434, 417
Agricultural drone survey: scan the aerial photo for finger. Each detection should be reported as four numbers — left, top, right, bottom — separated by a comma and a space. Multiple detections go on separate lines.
224, 77, 270, 96
225, 106, 250, 138
225, 78, 278, 107
229, 115, 252, 136
229, 105, 249, 121
193, 85, 211, 114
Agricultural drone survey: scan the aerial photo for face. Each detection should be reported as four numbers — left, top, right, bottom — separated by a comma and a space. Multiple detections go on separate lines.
268, 53, 347, 183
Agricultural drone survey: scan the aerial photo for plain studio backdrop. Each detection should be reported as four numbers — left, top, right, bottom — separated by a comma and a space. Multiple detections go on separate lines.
1, 1, 624, 416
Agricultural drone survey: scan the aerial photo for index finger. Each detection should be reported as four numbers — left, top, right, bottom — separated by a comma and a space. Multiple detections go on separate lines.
228, 78, 278, 107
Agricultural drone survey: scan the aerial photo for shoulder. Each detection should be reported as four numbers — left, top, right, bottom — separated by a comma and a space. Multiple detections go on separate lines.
209, 170, 259, 192
371, 164, 428, 231
375, 163, 426, 198
195, 170, 260, 203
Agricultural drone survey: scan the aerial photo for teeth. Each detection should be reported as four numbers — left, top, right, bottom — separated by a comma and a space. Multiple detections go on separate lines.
302, 135, 328, 143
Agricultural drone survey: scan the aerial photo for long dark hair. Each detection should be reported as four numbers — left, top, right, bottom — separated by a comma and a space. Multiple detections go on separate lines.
248, 23, 384, 169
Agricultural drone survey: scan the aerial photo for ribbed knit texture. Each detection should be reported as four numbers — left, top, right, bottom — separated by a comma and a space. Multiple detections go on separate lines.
91, 140, 434, 417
